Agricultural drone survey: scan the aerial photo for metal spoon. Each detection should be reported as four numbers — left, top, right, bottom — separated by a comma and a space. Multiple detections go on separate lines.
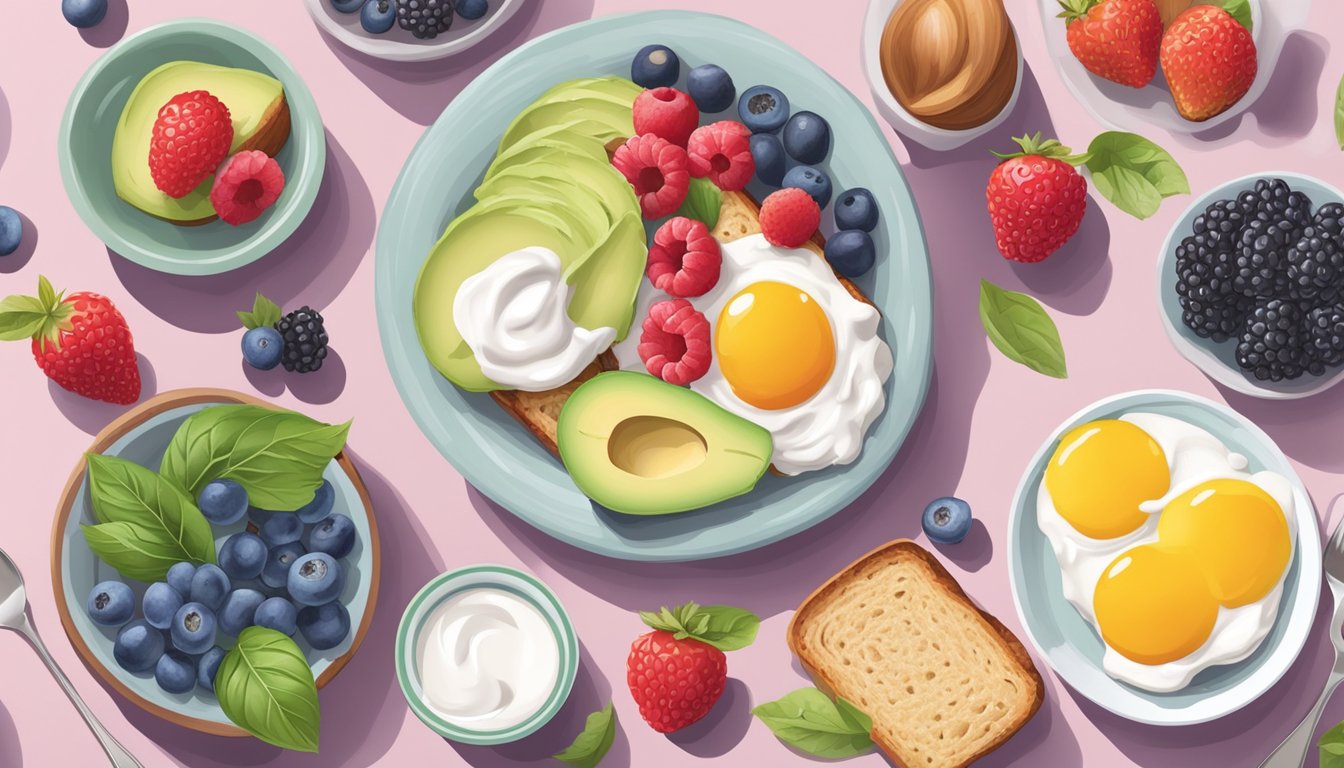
0, 548, 142, 767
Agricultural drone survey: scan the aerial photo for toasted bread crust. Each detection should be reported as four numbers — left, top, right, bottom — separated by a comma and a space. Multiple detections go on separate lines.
788, 540, 1044, 768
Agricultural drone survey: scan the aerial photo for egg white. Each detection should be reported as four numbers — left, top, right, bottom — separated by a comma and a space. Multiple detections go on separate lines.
1037, 412, 1297, 693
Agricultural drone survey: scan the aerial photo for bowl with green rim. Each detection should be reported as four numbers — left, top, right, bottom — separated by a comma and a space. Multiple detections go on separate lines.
58, 18, 326, 276
396, 565, 578, 745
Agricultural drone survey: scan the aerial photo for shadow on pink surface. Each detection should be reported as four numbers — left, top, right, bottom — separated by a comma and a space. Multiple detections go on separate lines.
0, 700, 20, 767
48, 352, 158, 435
0, 208, 38, 274
1217, 377, 1344, 474
242, 346, 349, 405
77, 0, 128, 49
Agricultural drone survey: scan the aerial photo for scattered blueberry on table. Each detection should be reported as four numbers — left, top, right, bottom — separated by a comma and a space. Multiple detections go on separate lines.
922, 496, 973, 545
0, 207, 23, 256
61, 0, 107, 28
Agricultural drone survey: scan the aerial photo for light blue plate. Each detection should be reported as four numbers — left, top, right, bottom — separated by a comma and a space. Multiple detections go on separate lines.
58, 19, 326, 276
374, 10, 933, 562
1157, 172, 1344, 400
1007, 390, 1321, 725
55, 397, 376, 735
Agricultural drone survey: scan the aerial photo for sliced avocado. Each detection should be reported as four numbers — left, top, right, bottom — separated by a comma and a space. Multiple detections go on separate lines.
496, 78, 639, 156
111, 61, 287, 224
475, 156, 638, 227
466, 192, 588, 244
558, 372, 773, 515
565, 210, 646, 343
485, 135, 609, 184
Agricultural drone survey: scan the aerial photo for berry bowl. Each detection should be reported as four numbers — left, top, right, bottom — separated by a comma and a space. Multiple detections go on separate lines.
51, 389, 379, 737
1157, 171, 1344, 399
305, 0, 525, 63
58, 19, 326, 276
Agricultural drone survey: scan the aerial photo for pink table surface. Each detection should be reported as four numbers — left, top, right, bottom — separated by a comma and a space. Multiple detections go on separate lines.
1, 1, 1343, 766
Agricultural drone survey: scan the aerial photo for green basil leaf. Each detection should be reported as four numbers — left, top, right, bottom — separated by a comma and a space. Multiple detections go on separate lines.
159, 405, 350, 511
83, 453, 215, 579
638, 603, 760, 651
752, 688, 874, 759
1216, 0, 1252, 31
676, 177, 722, 229
1335, 73, 1343, 151
216, 627, 320, 752
81, 522, 199, 582
1324, 721, 1344, 768
554, 702, 617, 768
979, 280, 1068, 379
1084, 131, 1189, 220
237, 293, 283, 330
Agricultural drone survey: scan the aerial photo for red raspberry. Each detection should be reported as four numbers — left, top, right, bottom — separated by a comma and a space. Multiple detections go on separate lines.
611, 135, 691, 220
686, 121, 754, 191
632, 87, 700, 147
759, 188, 821, 248
210, 150, 285, 226
638, 299, 712, 386
647, 217, 721, 298
148, 90, 234, 199
627, 630, 727, 733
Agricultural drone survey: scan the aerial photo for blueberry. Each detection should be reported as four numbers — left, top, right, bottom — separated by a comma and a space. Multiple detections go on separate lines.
782, 165, 833, 208
359, 0, 396, 33
166, 562, 197, 598
143, 581, 184, 630
296, 480, 335, 524
835, 188, 879, 232
0, 207, 22, 256
198, 479, 248, 525
61, 0, 107, 28
631, 44, 679, 89
171, 602, 217, 655
218, 532, 267, 581
825, 230, 878, 278
288, 553, 345, 607
261, 513, 304, 548
86, 580, 134, 626
738, 85, 790, 133
922, 497, 973, 545
197, 647, 227, 694
297, 601, 351, 651
155, 651, 196, 694
330, 0, 363, 12
189, 564, 231, 612
749, 134, 786, 187
455, 0, 489, 20
262, 542, 307, 590
241, 327, 283, 371
687, 64, 735, 113
303, 514, 356, 559
248, 506, 277, 525
113, 620, 165, 673
782, 111, 831, 165
218, 588, 266, 636
254, 597, 298, 636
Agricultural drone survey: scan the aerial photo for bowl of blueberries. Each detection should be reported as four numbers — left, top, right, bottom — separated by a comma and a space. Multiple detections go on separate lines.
305, 0, 525, 63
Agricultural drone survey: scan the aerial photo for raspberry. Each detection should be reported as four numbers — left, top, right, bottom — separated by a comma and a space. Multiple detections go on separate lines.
632, 87, 700, 147
686, 121, 754, 191
638, 299, 712, 385
611, 135, 690, 220
148, 90, 234, 199
210, 150, 285, 226
759, 187, 820, 248
647, 217, 721, 298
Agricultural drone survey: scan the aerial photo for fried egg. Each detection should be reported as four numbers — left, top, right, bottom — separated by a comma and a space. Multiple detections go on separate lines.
613, 233, 893, 475
1036, 412, 1296, 692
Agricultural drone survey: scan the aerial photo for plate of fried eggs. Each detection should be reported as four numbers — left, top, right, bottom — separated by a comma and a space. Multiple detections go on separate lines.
1008, 390, 1320, 724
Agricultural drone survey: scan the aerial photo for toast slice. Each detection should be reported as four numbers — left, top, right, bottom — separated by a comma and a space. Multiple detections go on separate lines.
490, 188, 876, 456
788, 540, 1043, 768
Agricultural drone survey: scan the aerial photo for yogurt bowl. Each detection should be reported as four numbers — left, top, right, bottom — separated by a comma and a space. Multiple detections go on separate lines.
396, 565, 578, 744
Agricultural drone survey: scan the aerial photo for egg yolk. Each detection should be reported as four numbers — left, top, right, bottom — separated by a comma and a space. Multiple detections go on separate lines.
1093, 544, 1220, 666
715, 281, 835, 410
1156, 478, 1290, 608
1044, 420, 1169, 540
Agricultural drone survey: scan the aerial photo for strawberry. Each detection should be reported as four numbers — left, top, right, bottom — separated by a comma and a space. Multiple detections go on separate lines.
0, 276, 141, 404
986, 133, 1089, 263
626, 602, 760, 733
1058, 0, 1164, 88
149, 90, 234, 198
1160, 5, 1257, 122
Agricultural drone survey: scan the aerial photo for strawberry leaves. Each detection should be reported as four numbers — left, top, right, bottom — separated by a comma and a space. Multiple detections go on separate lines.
237, 293, 283, 330
638, 602, 760, 651
1055, 0, 1102, 24
1335, 73, 1344, 151
1214, 0, 1253, 32
0, 275, 74, 351
990, 133, 1087, 164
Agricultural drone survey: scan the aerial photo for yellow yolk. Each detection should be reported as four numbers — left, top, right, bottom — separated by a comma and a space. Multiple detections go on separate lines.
1045, 420, 1169, 540
1156, 479, 1290, 608
715, 281, 835, 410
1094, 544, 1220, 666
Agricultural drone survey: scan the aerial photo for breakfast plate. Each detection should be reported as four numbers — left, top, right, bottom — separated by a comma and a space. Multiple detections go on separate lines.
375, 10, 933, 562
51, 389, 379, 737
1007, 390, 1320, 725
304, 0, 525, 63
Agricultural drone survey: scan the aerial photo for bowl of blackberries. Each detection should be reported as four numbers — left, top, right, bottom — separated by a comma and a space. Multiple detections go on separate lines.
304, 0, 524, 62
1162, 173, 1344, 399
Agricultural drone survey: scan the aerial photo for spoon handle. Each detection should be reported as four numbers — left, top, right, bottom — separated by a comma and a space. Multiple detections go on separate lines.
1259, 664, 1344, 768
18, 616, 143, 768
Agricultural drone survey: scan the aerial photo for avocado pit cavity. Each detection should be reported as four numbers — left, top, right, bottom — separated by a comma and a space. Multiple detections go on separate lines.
608, 416, 708, 479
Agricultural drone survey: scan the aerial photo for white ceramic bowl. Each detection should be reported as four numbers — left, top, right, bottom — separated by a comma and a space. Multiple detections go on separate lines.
305, 0, 524, 63
860, 0, 1023, 151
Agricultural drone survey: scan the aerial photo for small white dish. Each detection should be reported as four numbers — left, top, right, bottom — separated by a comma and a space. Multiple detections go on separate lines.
1038, 0, 1311, 135
305, 0, 524, 63
860, 0, 1024, 151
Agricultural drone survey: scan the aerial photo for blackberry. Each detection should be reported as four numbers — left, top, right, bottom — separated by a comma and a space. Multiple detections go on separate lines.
1232, 216, 1302, 298
1287, 227, 1344, 301
1174, 222, 1247, 341
1314, 202, 1344, 240
1308, 302, 1344, 369
396, 0, 452, 39
275, 307, 329, 374
1235, 299, 1313, 381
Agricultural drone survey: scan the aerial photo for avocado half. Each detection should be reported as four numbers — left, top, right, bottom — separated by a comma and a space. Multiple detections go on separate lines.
557, 372, 774, 515
111, 61, 290, 226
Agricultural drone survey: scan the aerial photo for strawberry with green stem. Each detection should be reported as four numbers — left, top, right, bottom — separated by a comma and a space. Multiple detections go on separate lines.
1058, 0, 1164, 88
986, 133, 1089, 263
1161, 2, 1257, 122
